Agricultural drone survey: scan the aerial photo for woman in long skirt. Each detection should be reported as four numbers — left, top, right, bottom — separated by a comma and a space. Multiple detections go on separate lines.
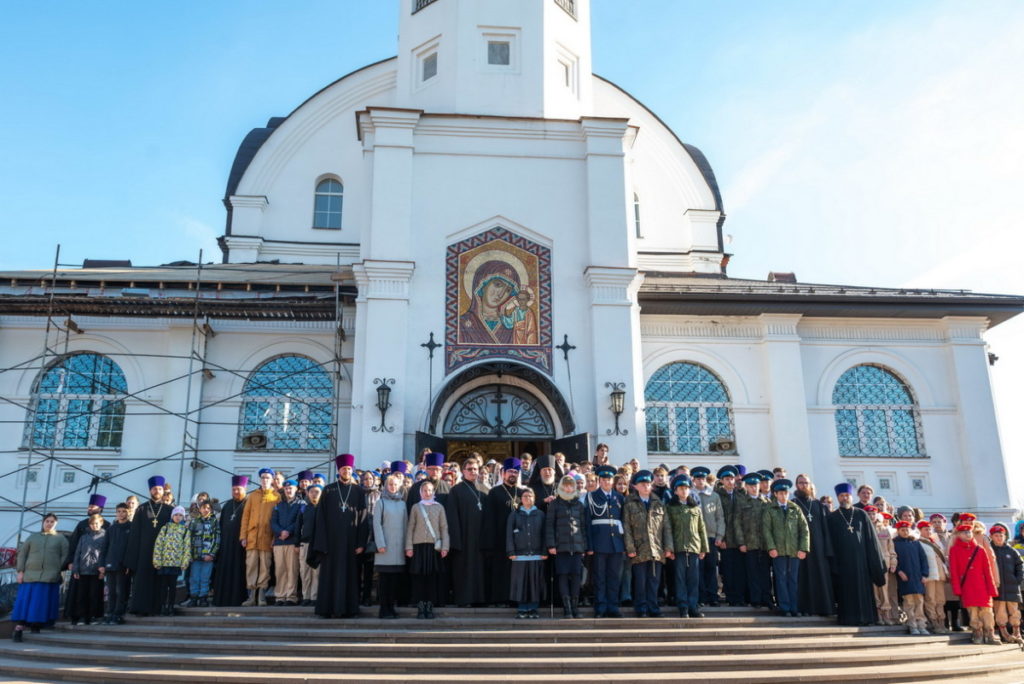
507, 488, 547, 619
12, 513, 69, 642
405, 480, 449, 619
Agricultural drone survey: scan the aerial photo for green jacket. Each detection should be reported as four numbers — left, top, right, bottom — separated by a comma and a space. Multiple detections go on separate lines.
718, 487, 745, 548
623, 494, 674, 564
16, 531, 69, 583
736, 495, 769, 550
153, 521, 192, 569
666, 500, 709, 555
761, 503, 810, 558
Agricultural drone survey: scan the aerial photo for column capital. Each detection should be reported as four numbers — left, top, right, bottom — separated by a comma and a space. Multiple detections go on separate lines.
758, 313, 803, 340
584, 266, 642, 306
942, 316, 988, 344
579, 117, 630, 156
358, 107, 422, 148
227, 195, 269, 211
352, 260, 416, 302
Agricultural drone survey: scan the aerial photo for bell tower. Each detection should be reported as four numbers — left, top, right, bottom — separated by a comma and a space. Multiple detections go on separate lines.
395, 0, 593, 119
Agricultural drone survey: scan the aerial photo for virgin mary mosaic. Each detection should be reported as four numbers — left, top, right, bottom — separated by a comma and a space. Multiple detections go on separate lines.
445, 227, 552, 374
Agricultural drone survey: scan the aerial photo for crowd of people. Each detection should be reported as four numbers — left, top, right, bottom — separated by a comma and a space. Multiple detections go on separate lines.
11, 444, 1024, 649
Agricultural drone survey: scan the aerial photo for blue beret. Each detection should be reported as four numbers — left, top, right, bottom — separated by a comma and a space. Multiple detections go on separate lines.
502, 457, 522, 471
690, 467, 711, 479
307, 484, 322, 491
425, 452, 445, 468
633, 470, 653, 485
770, 478, 792, 493
313, 473, 326, 481
671, 475, 692, 490
834, 482, 855, 497
147, 476, 166, 489
258, 468, 274, 477
743, 473, 762, 486
716, 466, 737, 479
283, 479, 298, 487
595, 465, 617, 478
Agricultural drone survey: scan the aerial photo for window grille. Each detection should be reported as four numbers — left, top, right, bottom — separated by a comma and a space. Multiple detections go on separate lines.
832, 364, 925, 458
644, 362, 734, 454
554, 0, 577, 20
413, 0, 438, 14
25, 353, 127, 450
238, 355, 334, 451
312, 178, 343, 229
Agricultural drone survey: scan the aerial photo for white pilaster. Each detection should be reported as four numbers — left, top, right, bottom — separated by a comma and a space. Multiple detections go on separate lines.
758, 314, 814, 476
581, 118, 633, 269
942, 316, 1010, 513
360, 107, 421, 262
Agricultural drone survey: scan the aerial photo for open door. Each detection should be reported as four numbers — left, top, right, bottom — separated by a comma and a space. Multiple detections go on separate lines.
550, 432, 592, 464
415, 431, 448, 458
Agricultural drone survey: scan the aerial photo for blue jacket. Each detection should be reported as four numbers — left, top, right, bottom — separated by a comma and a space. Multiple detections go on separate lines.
585, 488, 625, 554
271, 497, 305, 546
893, 535, 929, 596
104, 520, 132, 572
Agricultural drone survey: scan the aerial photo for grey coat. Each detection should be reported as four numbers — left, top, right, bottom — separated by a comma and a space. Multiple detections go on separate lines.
72, 529, 108, 576
697, 488, 726, 540
373, 495, 408, 567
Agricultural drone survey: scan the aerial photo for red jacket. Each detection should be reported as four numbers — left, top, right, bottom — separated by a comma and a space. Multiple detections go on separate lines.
949, 537, 998, 608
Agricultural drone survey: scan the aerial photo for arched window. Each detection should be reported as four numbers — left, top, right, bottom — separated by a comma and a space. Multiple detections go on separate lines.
832, 364, 924, 458
238, 355, 334, 451
312, 178, 343, 229
644, 362, 734, 454
26, 353, 127, 449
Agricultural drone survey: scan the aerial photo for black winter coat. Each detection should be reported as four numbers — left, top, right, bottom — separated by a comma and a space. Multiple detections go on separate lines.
993, 544, 1023, 603
506, 508, 546, 557
544, 496, 590, 553
104, 520, 131, 572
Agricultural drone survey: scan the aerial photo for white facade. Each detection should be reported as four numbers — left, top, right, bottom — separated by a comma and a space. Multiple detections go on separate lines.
0, 0, 1019, 544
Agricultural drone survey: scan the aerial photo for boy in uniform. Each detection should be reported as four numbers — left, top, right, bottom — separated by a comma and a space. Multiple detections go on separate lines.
623, 470, 674, 617
665, 474, 707, 617
761, 479, 809, 618
893, 519, 930, 634
737, 472, 771, 608
716, 466, 746, 606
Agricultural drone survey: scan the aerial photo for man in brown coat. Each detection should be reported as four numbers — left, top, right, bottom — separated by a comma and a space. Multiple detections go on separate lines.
240, 468, 280, 606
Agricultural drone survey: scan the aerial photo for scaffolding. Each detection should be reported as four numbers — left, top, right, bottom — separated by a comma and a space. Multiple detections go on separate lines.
1, 247, 348, 546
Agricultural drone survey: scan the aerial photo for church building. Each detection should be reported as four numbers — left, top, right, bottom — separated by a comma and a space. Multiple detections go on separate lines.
1, 0, 1020, 542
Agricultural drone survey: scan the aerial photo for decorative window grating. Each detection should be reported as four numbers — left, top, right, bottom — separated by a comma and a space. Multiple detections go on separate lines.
554, 0, 577, 20
644, 362, 734, 454
832, 364, 925, 458
238, 355, 334, 451
312, 178, 343, 229
443, 385, 554, 438
413, 0, 438, 14
25, 353, 127, 450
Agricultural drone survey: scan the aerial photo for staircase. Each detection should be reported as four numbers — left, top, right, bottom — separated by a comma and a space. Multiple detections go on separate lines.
2, 605, 1023, 683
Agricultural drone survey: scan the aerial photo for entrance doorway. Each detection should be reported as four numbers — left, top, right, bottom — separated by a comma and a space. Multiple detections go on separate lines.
445, 440, 548, 465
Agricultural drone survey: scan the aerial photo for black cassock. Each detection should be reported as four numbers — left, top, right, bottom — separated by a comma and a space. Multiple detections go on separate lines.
445, 480, 487, 605
62, 516, 109, 619
406, 478, 451, 510
212, 497, 247, 606
124, 500, 172, 615
310, 481, 368, 618
826, 506, 885, 626
481, 484, 524, 605
793, 492, 835, 616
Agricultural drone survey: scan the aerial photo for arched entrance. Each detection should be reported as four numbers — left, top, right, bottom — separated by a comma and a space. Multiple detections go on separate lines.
418, 362, 588, 464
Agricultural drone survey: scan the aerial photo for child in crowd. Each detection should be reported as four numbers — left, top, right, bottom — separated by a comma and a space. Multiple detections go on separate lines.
187, 499, 220, 607
916, 520, 950, 634
299, 483, 322, 606
868, 506, 899, 625
70, 513, 107, 626
893, 520, 929, 635
988, 523, 1024, 645
103, 503, 132, 624
406, 480, 449, 619
665, 474, 707, 618
623, 470, 674, 618
546, 474, 590, 619
271, 479, 304, 606
507, 487, 546, 619
949, 520, 999, 645
761, 479, 809, 619
153, 506, 191, 616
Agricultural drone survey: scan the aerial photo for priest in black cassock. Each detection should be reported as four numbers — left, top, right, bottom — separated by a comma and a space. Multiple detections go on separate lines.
309, 454, 368, 618
445, 456, 487, 606
527, 455, 562, 514
792, 475, 835, 616
826, 482, 886, 626
481, 457, 524, 606
406, 452, 451, 509
124, 476, 172, 616
62, 494, 110, 619
212, 475, 249, 606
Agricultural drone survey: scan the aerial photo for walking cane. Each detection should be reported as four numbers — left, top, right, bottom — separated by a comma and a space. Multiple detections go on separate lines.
549, 558, 555, 619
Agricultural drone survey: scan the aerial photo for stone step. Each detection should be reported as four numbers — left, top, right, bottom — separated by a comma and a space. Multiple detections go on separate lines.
25, 630, 965, 658
2, 648, 1023, 683
179, 604, 777, 618
50, 621, 907, 643
0, 641, 1013, 675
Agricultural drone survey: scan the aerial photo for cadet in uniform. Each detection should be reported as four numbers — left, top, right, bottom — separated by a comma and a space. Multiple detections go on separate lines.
588, 464, 625, 618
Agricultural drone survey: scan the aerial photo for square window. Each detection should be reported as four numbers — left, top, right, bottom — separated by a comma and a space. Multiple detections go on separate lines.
63, 471, 75, 484
908, 472, 930, 494
912, 478, 924, 491
422, 52, 438, 81
488, 41, 510, 66
26, 470, 38, 483
878, 477, 891, 491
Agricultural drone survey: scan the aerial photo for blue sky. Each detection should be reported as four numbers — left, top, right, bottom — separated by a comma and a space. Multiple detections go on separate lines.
2, 1, 1022, 499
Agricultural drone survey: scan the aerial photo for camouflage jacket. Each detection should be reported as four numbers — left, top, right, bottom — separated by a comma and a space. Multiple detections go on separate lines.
718, 487, 745, 548
623, 494, 674, 564
736, 495, 769, 551
761, 503, 810, 557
